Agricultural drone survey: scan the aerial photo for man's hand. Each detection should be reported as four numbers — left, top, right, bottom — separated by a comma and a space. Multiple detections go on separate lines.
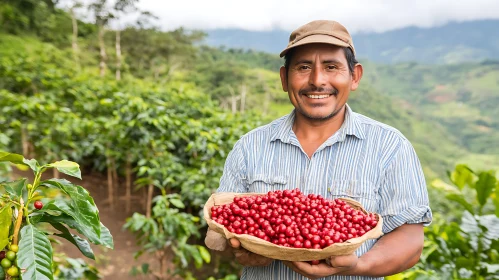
228, 238, 273, 267
283, 253, 358, 279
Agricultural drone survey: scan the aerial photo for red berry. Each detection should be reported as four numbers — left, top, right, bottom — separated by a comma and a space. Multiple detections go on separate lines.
34, 201, 43, 210
0, 251, 5, 260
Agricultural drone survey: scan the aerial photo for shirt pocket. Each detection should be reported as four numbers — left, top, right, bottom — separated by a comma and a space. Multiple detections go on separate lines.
329, 179, 379, 212
247, 174, 288, 193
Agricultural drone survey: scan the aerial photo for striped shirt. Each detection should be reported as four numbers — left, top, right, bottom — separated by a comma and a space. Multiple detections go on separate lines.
217, 104, 433, 280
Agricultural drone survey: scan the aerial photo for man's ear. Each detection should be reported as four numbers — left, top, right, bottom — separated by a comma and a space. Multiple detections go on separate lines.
279, 66, 288, 92
350, 63, 363, 91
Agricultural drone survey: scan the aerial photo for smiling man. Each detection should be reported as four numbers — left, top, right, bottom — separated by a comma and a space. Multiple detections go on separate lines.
214, 20, 432, 280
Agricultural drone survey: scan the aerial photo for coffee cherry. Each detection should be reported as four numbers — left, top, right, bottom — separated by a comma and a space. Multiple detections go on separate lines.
211, 189, 377, 249
34, 201, 43, 210
0, 251, 5, 260
1, 258, 11, 268
8, 244, 18, 253
7, 266, 20, 277
6, 251, 16, 261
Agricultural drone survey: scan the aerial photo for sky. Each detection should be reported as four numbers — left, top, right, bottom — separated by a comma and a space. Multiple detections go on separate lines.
133, 0, 499, 34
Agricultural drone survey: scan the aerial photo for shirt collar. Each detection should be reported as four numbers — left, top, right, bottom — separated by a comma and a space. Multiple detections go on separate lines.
270, 103, 366, 144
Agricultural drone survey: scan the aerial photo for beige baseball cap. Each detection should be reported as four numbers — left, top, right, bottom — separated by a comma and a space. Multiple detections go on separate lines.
279, 20, 356, 57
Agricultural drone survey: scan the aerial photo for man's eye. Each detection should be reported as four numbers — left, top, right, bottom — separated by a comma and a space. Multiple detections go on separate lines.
326, 65, 337, 70
298, 65, 311, 70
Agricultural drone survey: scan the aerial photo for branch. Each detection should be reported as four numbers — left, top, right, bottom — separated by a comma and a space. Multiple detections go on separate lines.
12, 198, 25, 245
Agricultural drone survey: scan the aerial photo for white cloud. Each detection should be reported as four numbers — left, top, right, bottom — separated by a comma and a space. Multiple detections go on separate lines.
135, 0, 499, 33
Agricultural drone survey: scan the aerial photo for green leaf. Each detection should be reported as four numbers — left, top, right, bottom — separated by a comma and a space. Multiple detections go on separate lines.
99, 222, 114, 249
0, 204, 12, 250
484, 264, 499, 274
449, 164, 474, 190
431, 179, 459, 193
190, 246, 203, 268
198, 245, 211, 264
50, 222, 95, 259
47, 160, 82, 179
41, 179, 100, 237
141, 263, 149, 274
461, 211, 480, 238
2, 178, 26, 200
0, 151, 24, 164
446, 193, 474, 215
36, 211, 113, 249
420, 243, 438, 263
475, 171, 496, 206
169, 198, 185, 209
18, 225, 54, 280
38, 200, 99, 243
0, 265, 3, 279
23, 158, 40, 172
480, 215, 499, 240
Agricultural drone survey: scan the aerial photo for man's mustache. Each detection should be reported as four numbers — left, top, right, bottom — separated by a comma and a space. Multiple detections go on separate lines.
299, 87, 339, 96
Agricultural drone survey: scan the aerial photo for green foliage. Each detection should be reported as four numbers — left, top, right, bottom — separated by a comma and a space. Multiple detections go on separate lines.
124, 193, 210, 278
0, 132, 11, 182
118, 27, 205, 78
391, 165, 499, 279
0, 152, 113, 279
53, 254, 100, 280
0, 0, 86, 46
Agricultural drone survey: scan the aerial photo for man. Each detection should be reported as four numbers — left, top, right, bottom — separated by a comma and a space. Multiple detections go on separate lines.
212, 20, 432, 280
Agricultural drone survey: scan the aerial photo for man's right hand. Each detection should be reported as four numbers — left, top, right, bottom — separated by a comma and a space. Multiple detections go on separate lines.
228, 238, 273, 267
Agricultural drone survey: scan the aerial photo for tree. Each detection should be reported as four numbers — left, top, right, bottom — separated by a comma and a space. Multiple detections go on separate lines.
112, 0, 139, 80
68, 1, 83, 71
88, 0, 114, 77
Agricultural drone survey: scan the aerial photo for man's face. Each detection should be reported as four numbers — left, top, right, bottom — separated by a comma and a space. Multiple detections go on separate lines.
280, 43, 362, 121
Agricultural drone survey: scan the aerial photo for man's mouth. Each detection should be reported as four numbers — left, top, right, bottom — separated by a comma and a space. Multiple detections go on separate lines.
299, 87, 338, 99
304, 94, 332, 99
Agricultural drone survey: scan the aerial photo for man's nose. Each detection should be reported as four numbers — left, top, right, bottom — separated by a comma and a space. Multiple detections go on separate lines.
308, 66, 327, 88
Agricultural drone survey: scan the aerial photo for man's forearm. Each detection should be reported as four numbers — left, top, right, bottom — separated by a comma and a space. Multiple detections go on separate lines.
343, 223, 424, 277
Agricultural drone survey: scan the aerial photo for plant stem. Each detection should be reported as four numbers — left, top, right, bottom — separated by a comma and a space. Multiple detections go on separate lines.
24, 204, 30, 225
31, 171, 42, 194
29, 170, 43, 200
12, 198, 25, 245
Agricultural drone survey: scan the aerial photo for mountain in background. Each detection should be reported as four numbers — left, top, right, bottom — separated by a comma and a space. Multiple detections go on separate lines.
203, 19, 499, 64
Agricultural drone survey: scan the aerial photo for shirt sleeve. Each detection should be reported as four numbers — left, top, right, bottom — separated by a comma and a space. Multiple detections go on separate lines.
378, 139, 433, 234
216, 139, 248, 193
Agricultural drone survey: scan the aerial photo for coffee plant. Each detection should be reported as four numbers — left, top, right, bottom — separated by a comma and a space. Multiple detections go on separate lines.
0, 151, 113, 279
389, 165, 499, 280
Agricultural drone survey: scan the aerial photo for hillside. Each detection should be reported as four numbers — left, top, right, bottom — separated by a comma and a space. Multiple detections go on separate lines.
362, 60, 499, 160
204, 19, 499, 64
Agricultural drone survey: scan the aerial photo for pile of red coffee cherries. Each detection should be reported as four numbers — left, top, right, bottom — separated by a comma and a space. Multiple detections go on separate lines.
211, 188, 377, 249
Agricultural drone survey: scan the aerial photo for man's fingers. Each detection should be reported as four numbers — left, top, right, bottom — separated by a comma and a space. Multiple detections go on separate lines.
234, 249, 273, 267
328, 253, 358, 268
283, 261, 317, 280
229, 238, 241, 249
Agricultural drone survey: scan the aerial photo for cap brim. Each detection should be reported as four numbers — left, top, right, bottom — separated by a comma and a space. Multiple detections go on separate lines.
279, 34, 351, 57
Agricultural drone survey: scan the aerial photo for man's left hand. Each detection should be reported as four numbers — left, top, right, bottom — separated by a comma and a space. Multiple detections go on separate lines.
283, 253, 358, 279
